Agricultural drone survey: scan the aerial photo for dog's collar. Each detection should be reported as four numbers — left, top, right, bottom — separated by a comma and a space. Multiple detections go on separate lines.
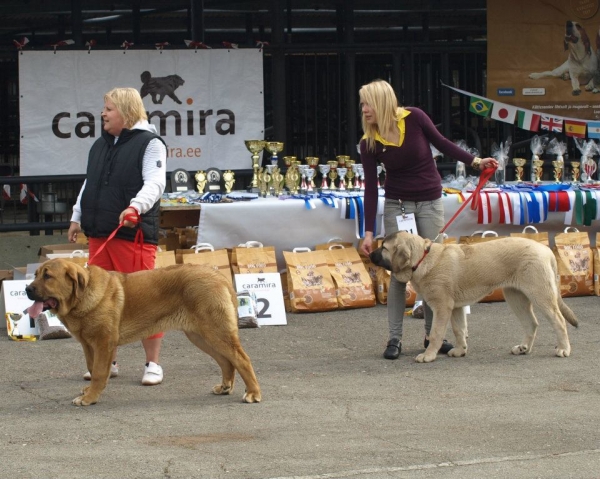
412, 245, 431, 271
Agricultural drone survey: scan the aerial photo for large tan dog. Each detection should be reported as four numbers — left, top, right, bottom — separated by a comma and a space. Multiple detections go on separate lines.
370, 232, 578, 363
26, 259, 261, 406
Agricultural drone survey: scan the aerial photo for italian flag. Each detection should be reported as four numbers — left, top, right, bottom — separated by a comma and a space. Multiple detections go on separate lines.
517, 110, 541, 131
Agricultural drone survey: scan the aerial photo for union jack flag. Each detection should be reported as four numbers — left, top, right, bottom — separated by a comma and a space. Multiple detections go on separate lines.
540, 115, 563, 133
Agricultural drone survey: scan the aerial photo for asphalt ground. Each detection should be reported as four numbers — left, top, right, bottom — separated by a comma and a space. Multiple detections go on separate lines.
1, 295, 599, 479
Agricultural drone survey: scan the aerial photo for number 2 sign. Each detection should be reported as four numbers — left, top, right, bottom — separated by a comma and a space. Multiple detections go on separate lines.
234, 273, 287, 326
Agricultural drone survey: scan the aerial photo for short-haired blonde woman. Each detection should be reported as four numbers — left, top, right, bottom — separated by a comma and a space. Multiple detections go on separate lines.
358, 79, 497, 360
68, 87, 168, 383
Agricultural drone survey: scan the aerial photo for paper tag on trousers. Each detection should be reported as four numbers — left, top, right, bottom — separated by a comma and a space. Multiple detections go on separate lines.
395, 213, 418, 235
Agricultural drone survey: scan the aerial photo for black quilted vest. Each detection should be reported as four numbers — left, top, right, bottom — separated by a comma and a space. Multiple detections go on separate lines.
80, 128, 165, 245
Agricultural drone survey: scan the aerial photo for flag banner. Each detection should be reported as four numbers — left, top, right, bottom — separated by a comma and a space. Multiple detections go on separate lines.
469, 96, 492, 117
19, 50, 264, 176
517, 110, 541, 131
588, 121, 600, 139
491, 101, 517, 123
540, 115, 563, 132
564, 120, 587, 138
2, 184, 10, 200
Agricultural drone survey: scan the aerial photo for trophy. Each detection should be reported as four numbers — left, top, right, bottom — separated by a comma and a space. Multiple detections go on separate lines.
337, 167, 347, 191
513, 158, 526, 183
265, 141, 284, 166
570, 161, 581, 183
327, 160, 338, 190
351, 163, 362, 189
532, 159, 544, 184
272, 167, 285, 196
583, 156, 597, 183
285, 164, 301, 194
223, 170, 235, 193
245, 140, 266, 190
305, 168, 315, 192
319, 164, 330, 190
552, 161, 563, 183
195, 170, 207, 193
298, 164, 310, 192
345, 160, 355, 189
258, 167, 270, 197
305, 157, 319, 188
283, 156, 297, 168
336, 155, 349, 168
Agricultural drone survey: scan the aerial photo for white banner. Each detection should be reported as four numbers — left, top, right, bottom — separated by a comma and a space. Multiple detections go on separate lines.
19, 49, 264, 176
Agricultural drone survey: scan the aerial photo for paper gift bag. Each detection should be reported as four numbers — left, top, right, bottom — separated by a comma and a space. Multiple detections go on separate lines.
283, 248, 338, 313
45, 250, 88, 266
182, 243, 233, 285
235, 243, 278, 274
324, 245, 376, 309
459, 230, 505, 302
229, 241, 267, 274
553, 228, 594, 297
375, 267, 391, 304
315, 237, 355, 250
509, 225, 550, 246
357, 237, 379, 296
280, 269, 292, 312
154, 247, 177, 268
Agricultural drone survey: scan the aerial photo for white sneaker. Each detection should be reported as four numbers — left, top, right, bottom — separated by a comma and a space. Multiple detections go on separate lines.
142, 361, 163, 386
83, 362, 119, 381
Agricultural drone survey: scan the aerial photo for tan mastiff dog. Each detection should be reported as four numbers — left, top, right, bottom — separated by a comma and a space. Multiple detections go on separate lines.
370, 232, 578, 363
26, 259, 261, 406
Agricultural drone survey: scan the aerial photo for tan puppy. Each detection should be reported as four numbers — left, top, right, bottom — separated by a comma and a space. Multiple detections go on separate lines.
370, 232, 578, 363
26, 259, 261, 406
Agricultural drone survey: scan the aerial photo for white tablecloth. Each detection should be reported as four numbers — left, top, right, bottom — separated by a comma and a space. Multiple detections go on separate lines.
197, 191, 599, 269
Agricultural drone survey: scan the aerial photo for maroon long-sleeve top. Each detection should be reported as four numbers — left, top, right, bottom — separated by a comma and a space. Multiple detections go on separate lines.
359, 107, 476, 233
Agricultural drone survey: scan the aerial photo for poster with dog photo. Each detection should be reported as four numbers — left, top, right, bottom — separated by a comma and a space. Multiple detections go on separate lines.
488, 0, 600, 119
19, 49, 264, 176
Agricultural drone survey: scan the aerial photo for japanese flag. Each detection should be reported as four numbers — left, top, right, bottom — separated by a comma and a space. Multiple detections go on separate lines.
491, 102, 517, 124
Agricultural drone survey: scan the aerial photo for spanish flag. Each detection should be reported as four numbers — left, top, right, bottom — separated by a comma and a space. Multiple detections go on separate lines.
469, 96, 492, 117
564, 120, 586, 138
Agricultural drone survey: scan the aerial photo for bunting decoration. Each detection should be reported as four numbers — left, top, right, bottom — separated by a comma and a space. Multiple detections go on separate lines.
85, 39, 96, 52
155, 42, 169, 50
256, 40, 270, 51
13, 37, 29, 50
441, 82, 600, 140
2, 184, 10, 200
222, 41, 238, 49
49, 39, 74, 52
121, 40, 134, 50
184, 40, 211, 50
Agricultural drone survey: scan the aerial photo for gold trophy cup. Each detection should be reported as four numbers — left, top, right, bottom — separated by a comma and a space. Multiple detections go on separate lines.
570, 161, 580, 183
532, 159, 544, 183
245, 140, 266, 189
512, 158, 526, 183
552, 161, 563, 183
265, 142, 285, 165
327, 160, 338, 190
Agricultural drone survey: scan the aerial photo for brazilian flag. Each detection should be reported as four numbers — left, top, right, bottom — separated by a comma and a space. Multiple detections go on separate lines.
469, 96, 492, 117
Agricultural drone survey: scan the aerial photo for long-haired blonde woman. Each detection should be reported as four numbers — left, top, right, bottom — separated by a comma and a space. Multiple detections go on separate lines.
358, 79, 497, 360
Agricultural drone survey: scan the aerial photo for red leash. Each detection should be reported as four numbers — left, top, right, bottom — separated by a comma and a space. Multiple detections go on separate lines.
438, 167, 497, 237
87, 211, 145, 269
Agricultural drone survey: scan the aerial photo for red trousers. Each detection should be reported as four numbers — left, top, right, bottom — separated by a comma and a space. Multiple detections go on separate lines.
88, 236, 164, 339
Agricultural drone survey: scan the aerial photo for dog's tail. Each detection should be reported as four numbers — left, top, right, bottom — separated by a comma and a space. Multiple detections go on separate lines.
140, 71, 151, 84
559, 296, 579, 328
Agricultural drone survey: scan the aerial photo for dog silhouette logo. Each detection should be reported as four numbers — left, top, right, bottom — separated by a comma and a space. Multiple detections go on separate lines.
140, 71, 185, 105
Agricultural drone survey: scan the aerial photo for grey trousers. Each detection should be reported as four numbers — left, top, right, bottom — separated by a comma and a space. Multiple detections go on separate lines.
383, 198, 445, 341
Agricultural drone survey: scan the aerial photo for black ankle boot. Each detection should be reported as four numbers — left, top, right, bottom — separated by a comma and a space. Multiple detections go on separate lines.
383, 338, 401, 359
424, 338, 454, 354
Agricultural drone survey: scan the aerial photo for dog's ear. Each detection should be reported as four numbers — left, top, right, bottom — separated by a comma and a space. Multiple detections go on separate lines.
577, 24, 591, 54
391, 242, 414, 283
65, 263, 88, 299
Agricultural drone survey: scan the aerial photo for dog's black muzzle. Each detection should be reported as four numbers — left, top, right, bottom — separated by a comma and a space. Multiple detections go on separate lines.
370, 247, 392, 271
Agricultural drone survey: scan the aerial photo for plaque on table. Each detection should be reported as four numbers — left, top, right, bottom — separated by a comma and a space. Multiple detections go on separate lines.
205, 167, 223, 193
170, 168, 193, 192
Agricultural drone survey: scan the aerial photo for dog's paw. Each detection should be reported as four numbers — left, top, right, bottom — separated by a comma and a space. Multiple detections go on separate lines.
212, 383, 233, 395
529, 73, 542, 79
415, 352, 437, 363
593, 88, 600, 94
242, 391, 261, 403
448, 347, 466, 358
72, 395, 97, 406
511, 344, 530, 355
572, 89, 582, 96
555, 347, 571, 358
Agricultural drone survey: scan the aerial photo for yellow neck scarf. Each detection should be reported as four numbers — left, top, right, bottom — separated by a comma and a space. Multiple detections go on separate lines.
374, 108, 411, 147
